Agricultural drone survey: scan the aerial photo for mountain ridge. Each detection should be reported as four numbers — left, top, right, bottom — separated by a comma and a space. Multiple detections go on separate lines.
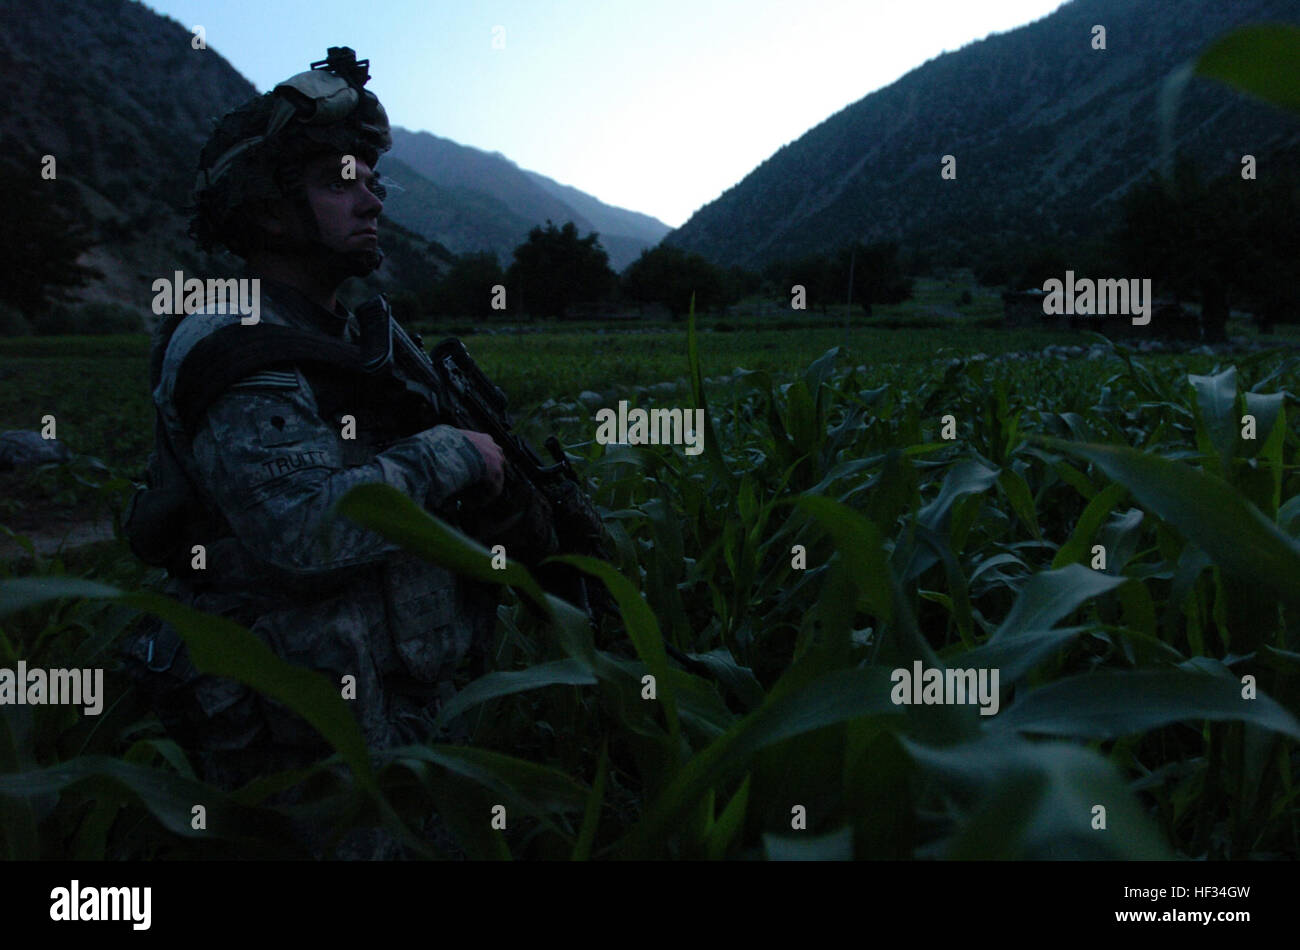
663, 0, 1300, 270
1, 0, 670, 309
384, 127, 671, 270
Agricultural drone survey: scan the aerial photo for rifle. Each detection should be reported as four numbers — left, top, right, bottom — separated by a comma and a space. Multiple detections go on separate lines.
356, 297, 727, 682
356, 295, 611, 620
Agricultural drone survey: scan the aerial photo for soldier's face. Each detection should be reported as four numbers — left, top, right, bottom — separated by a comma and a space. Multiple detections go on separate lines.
298, 154, 384, 253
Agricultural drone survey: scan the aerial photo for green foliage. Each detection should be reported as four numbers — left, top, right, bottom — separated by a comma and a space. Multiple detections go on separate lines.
0, 346, 153, 473
430, 251, 505, 319
1146, 22, 1300, 337
765, 241, 914, 315
506, 220, 616, 318
1190, 23, 1300, 115
0, 320, 1090, 471
32, 302, 144, 337
0, 303, 34, 338
841, 241, 914, 316
622, 244, 732, 318
3, 323, 1300, 859
0, 144, 104, 316
1110, 160, 1300, 340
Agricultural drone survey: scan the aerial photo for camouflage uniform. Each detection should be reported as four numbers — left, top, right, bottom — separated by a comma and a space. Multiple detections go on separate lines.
120, 48, 503, 857
146, 275, 498, 806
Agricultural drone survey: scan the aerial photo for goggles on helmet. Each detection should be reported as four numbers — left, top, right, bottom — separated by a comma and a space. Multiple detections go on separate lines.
196, 47, 389, 195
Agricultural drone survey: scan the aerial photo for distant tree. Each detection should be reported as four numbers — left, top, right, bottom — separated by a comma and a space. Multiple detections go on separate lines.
1112, 162, 1268, 342
971, 247, 1014, 289
0, 152, 103, 315
432, 251, 505, 318
33, 301, 141, 335
832, 241, 914, 316
1113, 169, 1194, 298
901, 244, 935, 278
622, 244, 727, 319
785, 253, 838, 313
506, 220, 615, 319
719, 265, 759, 307
380, 227, 451, 312
1237, 174, 1300, 332
1008, 245, 1070, 295
766, 242, 913, 315
759, 257, 787, 297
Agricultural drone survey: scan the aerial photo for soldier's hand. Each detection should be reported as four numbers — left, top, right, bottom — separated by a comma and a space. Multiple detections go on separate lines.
458, 429, 505, 497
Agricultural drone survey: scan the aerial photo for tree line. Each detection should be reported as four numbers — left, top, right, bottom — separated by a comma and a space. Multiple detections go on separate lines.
18, 145, 1293, 338
408, 220, 916, 321
966, 151, 1300, 342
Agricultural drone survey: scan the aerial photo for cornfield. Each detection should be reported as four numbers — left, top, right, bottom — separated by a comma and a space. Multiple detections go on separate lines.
4, 320, 1299, 860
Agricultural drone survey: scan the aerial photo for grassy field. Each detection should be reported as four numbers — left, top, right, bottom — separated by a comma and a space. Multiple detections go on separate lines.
4, 293, 1287, 471
0, 321, 1079, 471
0, 297, 1285, 537
4, 291, 1300, 860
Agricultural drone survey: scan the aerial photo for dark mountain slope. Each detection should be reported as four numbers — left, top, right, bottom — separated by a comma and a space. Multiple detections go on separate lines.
1, 0, 668, 311
664, 0, 1300, 269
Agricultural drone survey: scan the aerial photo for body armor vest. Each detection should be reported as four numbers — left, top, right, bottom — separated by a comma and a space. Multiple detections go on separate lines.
124, 310, 447, 580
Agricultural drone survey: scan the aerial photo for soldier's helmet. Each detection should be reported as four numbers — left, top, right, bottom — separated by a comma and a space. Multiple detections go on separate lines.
189, 47, 391, 273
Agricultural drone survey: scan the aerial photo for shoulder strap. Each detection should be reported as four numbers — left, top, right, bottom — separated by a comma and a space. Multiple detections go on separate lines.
150, 312, 186, 391
130, 310, 443, 573
172, 323, 371, 438
125, 313, 234, 570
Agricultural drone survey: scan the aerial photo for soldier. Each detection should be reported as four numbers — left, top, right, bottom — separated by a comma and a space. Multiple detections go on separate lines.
124, 48, 505, 856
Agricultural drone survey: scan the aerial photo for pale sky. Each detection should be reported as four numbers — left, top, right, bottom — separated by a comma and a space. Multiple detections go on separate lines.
141, 0, 1068, 228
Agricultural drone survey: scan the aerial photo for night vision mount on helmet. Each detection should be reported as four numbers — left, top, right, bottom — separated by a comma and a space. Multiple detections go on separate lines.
189, 47, 392, 275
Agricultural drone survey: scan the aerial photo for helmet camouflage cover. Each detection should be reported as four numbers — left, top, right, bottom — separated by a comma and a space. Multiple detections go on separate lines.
190, 47, 391, 262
